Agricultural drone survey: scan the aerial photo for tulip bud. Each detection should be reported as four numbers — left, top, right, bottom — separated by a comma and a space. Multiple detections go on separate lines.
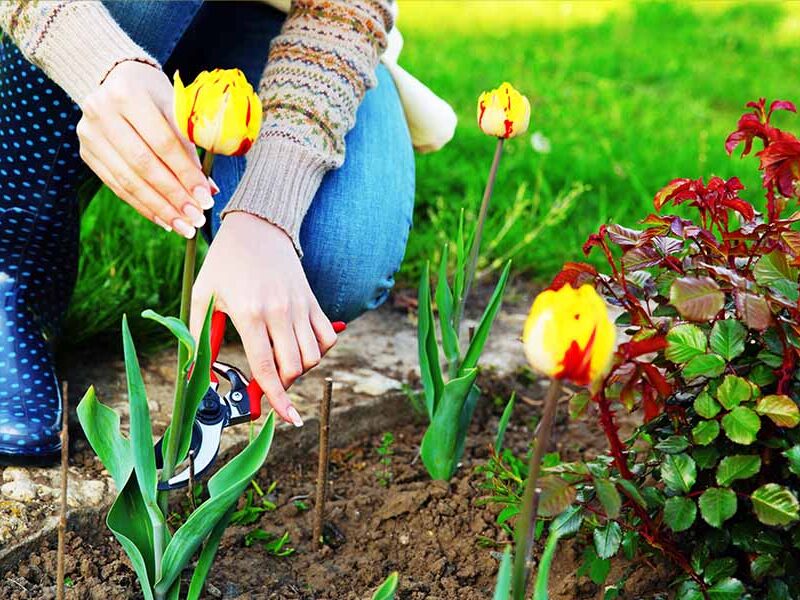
477, 82, 530, 139
173, 69, 262, 156
522, 284, 616, 386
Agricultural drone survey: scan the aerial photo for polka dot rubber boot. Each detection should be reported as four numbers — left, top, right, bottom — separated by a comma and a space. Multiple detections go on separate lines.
0, 43, 85, 463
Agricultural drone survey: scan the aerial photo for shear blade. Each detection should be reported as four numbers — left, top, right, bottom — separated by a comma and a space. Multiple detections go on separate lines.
156, 420, 224, 491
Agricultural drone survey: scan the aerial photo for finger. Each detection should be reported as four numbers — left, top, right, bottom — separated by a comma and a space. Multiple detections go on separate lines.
294, 317, 322, 373
235, 315, 298, 426
123, 95, 213, 210
265, 310, 304, 389
310, 305, 338, 356
97, 115, 205, 228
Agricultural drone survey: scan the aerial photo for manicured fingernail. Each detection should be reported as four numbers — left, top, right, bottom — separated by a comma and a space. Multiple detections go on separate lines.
287, 406, 304, 428
208, 177, 220, 195
154, 216, 172, 232
194, 185, 214, 210
183, 203, 206, 228
172, 218, 195, 239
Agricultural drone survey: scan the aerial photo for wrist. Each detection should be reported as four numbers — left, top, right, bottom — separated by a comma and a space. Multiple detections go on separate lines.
222, 211, 295, 246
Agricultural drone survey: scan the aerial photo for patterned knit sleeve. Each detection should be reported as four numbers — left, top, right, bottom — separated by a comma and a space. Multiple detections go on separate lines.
0, 1, 159, 106
222, 0, 396, 254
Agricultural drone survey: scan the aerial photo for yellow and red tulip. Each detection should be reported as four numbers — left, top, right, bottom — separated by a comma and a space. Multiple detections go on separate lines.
173, 68, 262, 156
477, 82, 531, 139
522, 284, 616, 386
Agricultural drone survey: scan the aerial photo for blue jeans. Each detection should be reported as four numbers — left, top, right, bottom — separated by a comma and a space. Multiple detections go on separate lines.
108, 1, 416, 322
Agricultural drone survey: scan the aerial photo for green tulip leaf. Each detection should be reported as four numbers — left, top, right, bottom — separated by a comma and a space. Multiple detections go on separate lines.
371, 571, 399, 600
76, 386, 132, 491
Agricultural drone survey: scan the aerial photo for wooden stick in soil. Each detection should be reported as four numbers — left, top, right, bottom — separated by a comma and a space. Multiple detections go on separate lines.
56, 381, 69, 600
312, 377, 333, 549
511, 378, 562, 600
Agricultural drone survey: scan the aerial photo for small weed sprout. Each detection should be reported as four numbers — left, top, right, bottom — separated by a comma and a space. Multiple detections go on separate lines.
375, 432, 395, 487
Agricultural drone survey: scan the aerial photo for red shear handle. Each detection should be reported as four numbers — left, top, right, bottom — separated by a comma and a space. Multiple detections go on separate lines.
208, 310, 346, 420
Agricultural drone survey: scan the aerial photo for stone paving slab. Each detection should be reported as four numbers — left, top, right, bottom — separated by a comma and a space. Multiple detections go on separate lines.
0, 301, 529, 564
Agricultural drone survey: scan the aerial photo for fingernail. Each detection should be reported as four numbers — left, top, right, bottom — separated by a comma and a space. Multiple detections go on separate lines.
154, 216, 172, 232
208, 177, 220, 195
183, 203, 206, 228
287, 406, 304, 428
194, 185, 215, 210
172, 218, 195, 239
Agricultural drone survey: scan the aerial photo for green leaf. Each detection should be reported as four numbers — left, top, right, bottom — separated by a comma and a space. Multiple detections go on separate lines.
722, 406, 761, 445
493, 547, 512, 600
692, 420, 720, 446
783, 445, 800, 476
435, 244, 459, 373
693, 446, 720, 469
661, 453, 697, 494
371, 572, 399, 600
141, 309, 195, 373
716, 375, 752, 410
593, 522, 622, 559
704, 558, 738, 585
186, 505, 235, 600
754, 251, 799, 303
418, 262, 443, 419
664, 496, 697, 532
577, 546, 610, 585
694, 391, 721, 419
76, 386, 132, 491
665, 324, 708, 363
533, 526, 561, 600
655, 435, 689, 454
675, 581, 705, 600
751, 484, 800, 526
593, 478, 621, 519
550, 505, 583, 538
710, 319, 747, 361
708, 577, 745, 600
420, 369, 479, 480
716, 455, 761, 487
756, 394, 800, 428
495, 393, 515, 453
569, 391, 591, 420
750, 554, 781, 580
452, 209, 468, 314
538, 475, 576, 518
460, 260, 511, 374
699, 488, 738, 528
156, 413, 276, 595
670, 276, 725, 321
616, 479, 647, 508
683, 354, 726, 380
453, 383, 481, 478
735, 291, 772, 331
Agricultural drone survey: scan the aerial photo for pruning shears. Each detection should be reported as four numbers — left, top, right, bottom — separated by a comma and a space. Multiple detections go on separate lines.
155, 310, 345, 490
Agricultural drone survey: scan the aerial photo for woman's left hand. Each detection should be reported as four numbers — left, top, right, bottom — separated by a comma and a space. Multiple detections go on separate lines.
190, 212, 338, 427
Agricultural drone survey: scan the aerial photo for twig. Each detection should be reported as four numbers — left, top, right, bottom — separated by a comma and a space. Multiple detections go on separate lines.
56, 381, 69, 600
187, 449, 197, 511
312, 378, 333, 548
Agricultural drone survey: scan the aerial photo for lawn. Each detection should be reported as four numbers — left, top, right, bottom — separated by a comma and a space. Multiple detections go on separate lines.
65, 0, 800, 346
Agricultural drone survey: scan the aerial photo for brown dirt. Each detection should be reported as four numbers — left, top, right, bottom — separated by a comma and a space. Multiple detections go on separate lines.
0, 381, 673, 600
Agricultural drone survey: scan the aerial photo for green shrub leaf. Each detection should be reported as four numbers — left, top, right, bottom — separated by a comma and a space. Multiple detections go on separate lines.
751, 484, 800, 526
716, 455, 761, 487
655, 435, 689, 454
593, 478, 621, 519
569, 391, 591, 420
699, 488, 738, 528
665, 324, 708, 363
721, 406, 761, 445
734, 291, 771, 331
716, 375, 752, 410
710, 319, 747, 361
693, 446, 721, 469
783, 445, 800, 476
754, 251, 799, 303
704, 558, 738, 585
755, 394, 800, 428
707, 577, 745, 600
683, 354, 726, 380
593, 521, 622, 559
670, 277, 725, 322
538, 475, 577, 518
661, 453, 697, 494
694, 391, 721, 419
664, 496, 696, 532
692, 420, 720, 446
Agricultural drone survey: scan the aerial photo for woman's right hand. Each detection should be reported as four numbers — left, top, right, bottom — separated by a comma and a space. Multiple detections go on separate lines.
77, 61, 212, 238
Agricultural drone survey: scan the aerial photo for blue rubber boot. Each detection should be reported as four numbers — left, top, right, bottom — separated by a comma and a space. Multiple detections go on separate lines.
0, 43, 85, 463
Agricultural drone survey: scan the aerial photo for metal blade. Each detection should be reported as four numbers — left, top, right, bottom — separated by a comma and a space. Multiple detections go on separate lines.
156, 420, 223, 491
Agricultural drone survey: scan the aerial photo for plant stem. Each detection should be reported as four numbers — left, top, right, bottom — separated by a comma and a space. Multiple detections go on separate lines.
313, 378, 334, 549
511, 378, 562, 600
456, 137, 504, 332
56, 381, 69, 600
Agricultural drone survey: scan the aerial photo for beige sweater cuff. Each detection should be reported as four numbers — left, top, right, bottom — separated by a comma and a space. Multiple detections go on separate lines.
221, 138, 330, 255
31, 3, 159, 105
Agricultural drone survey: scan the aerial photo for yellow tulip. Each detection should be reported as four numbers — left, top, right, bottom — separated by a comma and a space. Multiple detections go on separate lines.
522, 284, 616, 386
173, 69, 262, 156
477, 82, 530, 139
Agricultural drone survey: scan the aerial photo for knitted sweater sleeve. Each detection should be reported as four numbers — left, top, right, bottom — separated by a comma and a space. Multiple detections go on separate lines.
221, 0, 396, 253
0, 1, 159, 106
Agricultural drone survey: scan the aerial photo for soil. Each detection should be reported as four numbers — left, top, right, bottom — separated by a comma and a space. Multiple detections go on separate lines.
0, 377, 673, 600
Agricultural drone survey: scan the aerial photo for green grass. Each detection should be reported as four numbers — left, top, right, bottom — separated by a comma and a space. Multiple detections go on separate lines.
64, 1, 800, 347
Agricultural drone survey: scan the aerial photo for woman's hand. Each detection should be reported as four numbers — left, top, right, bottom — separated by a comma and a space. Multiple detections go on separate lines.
77, 61, 213, 237
190, 212, 338, 426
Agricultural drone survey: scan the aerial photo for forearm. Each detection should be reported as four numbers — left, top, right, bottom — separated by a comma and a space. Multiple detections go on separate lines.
0, 1, 158, 106
222, 0, 395, 253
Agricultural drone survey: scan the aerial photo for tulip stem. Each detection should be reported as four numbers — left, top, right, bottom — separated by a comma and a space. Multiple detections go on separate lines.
511, 377, 562, 600
457, 137, 504, 334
